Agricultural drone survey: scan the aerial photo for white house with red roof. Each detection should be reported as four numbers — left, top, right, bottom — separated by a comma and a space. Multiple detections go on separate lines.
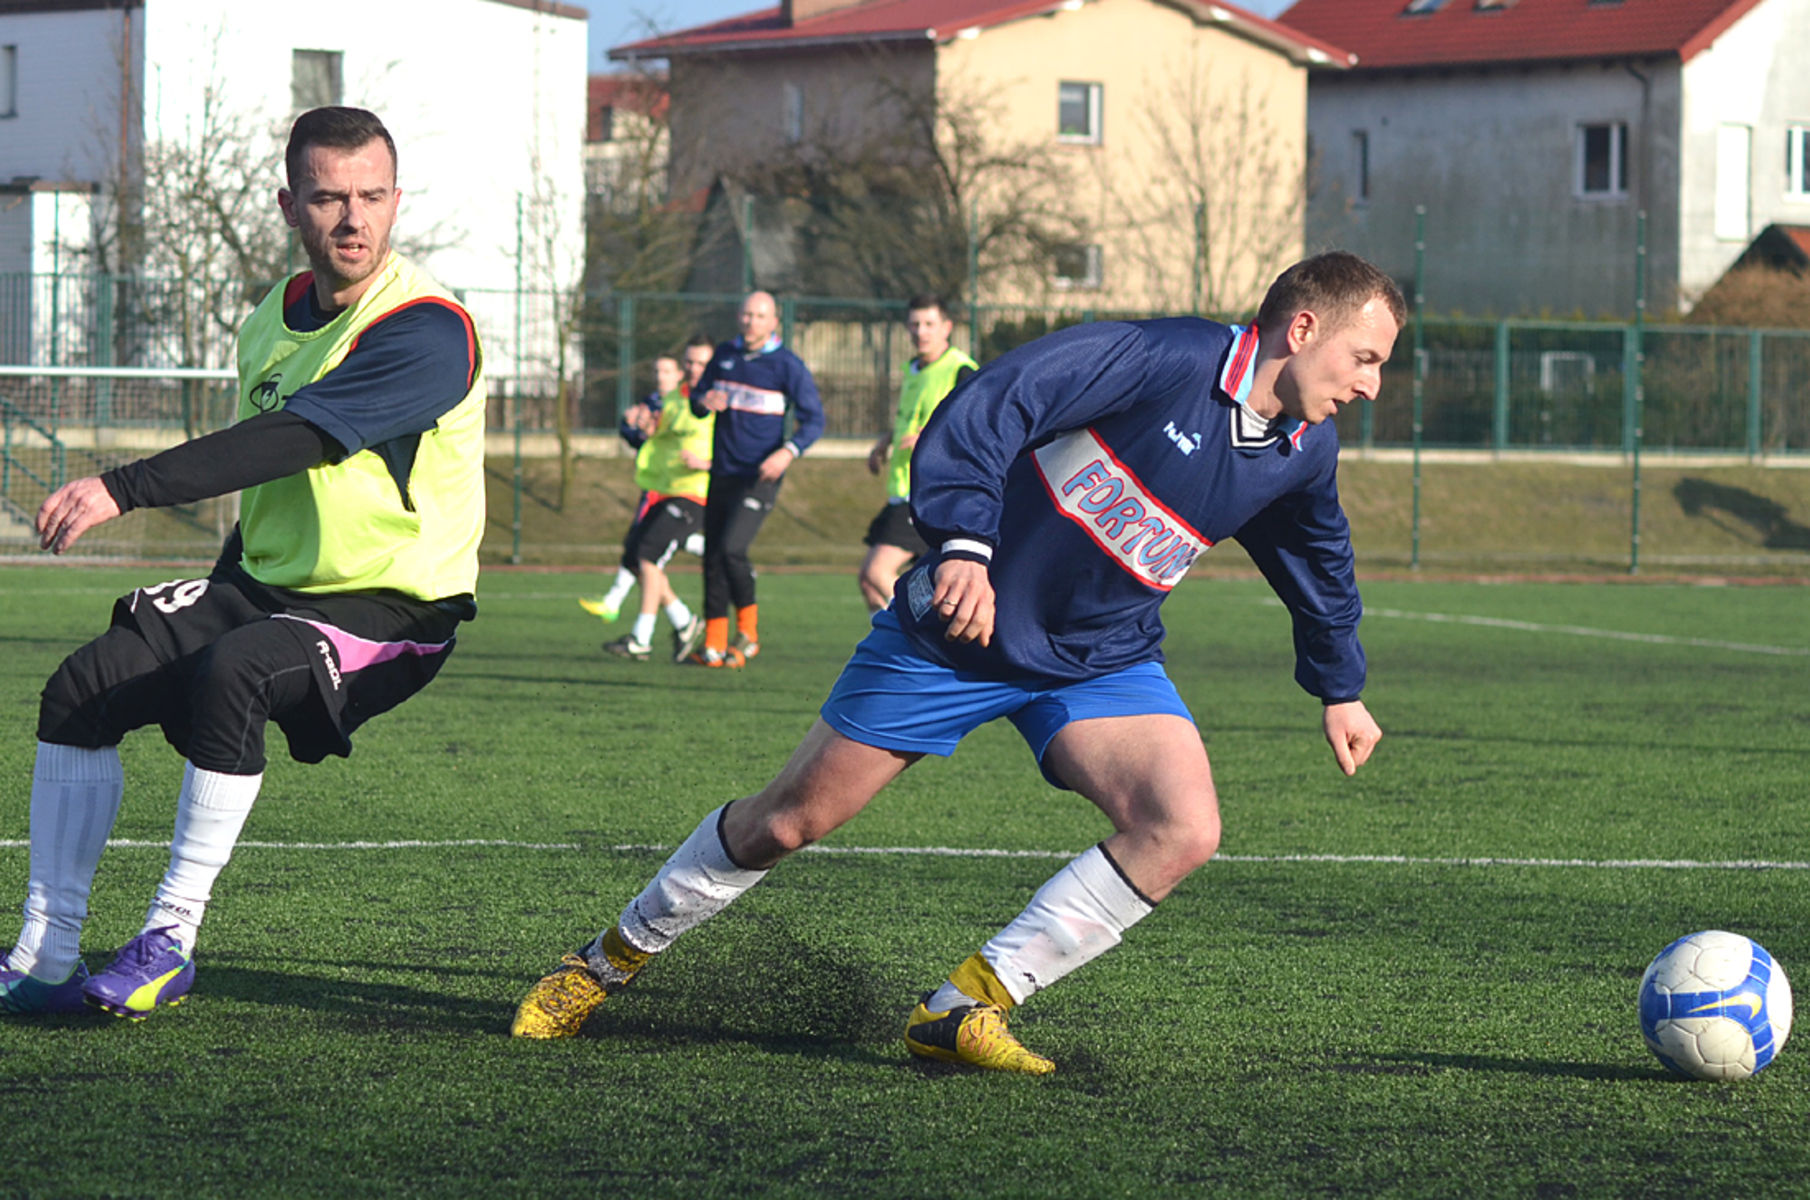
1284, 0, 1810, 316
0, 0, 587, 374
612, 0, 1353, 311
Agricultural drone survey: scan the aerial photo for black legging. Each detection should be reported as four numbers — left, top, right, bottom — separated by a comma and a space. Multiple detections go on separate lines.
701, 472, 783, 620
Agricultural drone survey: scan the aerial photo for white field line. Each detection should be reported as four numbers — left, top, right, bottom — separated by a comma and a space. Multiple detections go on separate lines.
0, 839, 1803, 870
1358, 605, 1810, 657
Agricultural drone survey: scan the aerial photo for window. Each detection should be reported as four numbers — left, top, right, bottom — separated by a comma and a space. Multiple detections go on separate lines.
1057, 81, 1102, 145
598, 105, 615, 143
1474, 0, 1517, 9
292, 49, 343, 111
1787, 126, 1810, 198
1576, 122, 1628, 197
782, 81, 803, 144
1053, 244, 1103, 290
1715, 123, 1751, 242
0, 45, 16, 118
1351, 130, 1370, 204
1403, 0, 1450, 13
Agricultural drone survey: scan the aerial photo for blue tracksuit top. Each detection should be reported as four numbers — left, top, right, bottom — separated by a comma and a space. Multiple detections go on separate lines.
898, 316, 1366, 702
689, 336, 825, 477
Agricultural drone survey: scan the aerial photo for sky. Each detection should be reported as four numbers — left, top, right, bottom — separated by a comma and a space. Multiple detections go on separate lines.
591, 0, 1295, 71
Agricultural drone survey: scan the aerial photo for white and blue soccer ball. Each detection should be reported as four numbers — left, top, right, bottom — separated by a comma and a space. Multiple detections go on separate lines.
1638, 930, 1793, 1081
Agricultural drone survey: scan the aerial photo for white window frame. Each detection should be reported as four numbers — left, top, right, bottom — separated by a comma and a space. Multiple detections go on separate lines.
1575, 121, 1628, 199
0, 45, 16, 119
1714, 123, 1751, 242
782, 81, 804, 144
1786, 125, 1810, 199
1052, 243, 1103, 290
1057, 81, 1102, 146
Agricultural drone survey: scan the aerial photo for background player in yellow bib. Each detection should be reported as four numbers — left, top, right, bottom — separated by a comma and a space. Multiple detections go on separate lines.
857, 296, 977, 612
0, 107, 485, 1020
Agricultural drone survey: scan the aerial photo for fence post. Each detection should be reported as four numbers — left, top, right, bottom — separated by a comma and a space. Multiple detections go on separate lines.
1492, 320, 1510, 453
1629, 210, 1646, 576
1411, 206, 1425, 571
1620, 326, 1638, 456
615, 293, 635, 423
1747, 330, 1763, 460
781, 294, 797, 346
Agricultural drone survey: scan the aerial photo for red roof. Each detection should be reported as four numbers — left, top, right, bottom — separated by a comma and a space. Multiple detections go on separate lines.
612, 0, 1353, 67
1280, 0, 1765, 70
590, 74, 669, 139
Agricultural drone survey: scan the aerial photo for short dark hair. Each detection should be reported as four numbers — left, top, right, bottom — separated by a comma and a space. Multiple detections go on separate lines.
906, 294, 956, 321
683, 333, 715, 354
1256, 251, 1406, 335
286, 107, 398, 190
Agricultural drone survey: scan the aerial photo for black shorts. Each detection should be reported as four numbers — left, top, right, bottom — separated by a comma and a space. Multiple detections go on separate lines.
626, 494, 704, 569
864, 502, 927, 555
38, 564, 468, 773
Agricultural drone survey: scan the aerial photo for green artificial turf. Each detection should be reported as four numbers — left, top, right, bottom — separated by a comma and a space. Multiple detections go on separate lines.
0, 567, 1805, 1198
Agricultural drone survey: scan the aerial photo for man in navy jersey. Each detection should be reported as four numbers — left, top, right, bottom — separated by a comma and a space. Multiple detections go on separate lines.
0, 107, 484, 1020
685, 291, 824, 667
514, 252, 1403, 1074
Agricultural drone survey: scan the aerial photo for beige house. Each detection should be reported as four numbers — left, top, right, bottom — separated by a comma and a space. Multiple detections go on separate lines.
612, 0, 1350, 313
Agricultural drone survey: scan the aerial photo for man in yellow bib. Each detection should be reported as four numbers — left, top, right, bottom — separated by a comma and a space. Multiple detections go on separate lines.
0, 107, 485, 1021
858, 296, 977, 611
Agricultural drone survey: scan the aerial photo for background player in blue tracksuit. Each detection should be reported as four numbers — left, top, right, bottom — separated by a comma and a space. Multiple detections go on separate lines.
685, 291, 825, 666
514, 252, 1406, 1073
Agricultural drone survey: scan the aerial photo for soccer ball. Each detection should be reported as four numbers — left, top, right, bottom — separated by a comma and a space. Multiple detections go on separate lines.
1638, 930, 1793, 1081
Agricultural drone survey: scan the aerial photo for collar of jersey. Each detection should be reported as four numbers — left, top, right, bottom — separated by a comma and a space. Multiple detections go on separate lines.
1217, 323, 1304, 445
737, 332, 783, 357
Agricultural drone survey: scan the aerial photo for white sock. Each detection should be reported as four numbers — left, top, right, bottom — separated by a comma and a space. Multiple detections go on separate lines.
604, 568, 636, 605
12, 742, 124, 979
615, 805, 767, 954
932, 844, 1154, 1009
664, 598, 694, 629
632, 612, 657, 646
145, 763, 262, 954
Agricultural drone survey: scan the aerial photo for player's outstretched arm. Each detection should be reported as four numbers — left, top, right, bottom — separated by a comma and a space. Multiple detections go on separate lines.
37, 476, 122, 554
931, 557, 995, 646
1322, 700, 1381, 776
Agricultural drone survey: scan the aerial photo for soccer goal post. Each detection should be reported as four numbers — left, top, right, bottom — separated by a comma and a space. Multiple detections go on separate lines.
0, 364, 239, 561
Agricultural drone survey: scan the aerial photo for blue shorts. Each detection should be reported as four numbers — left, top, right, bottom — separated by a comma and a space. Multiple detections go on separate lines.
819, 609, 1194, 790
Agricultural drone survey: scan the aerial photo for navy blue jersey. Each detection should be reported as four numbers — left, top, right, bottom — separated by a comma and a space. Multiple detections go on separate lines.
900, 317, 1365, 701
689, 336, 825, 477
279, 282, 478, 456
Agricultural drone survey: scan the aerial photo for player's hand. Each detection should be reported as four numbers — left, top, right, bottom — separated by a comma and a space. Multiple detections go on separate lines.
757, 446, 795, 482
630, 404, 657, 434
1322, 700, 1381, 776
931, 557, 994, 647
702, 388, 729, 413
866, 437, 889, 475
679, 450, 710, 471
37, 476, 122, 554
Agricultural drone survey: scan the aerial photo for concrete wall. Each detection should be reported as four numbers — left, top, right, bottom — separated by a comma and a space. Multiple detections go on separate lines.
1306, 61, 1682, 318
665, 42, 936, 199
0, 6, 134, 188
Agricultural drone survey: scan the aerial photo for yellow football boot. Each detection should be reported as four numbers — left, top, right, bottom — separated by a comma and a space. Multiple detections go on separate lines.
511, 931, 651, 1039
903, 997, 1056, 1075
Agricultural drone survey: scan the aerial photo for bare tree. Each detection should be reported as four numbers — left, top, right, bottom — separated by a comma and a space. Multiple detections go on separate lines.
1100, 60, 1306, 316
729, 69, 1086, 304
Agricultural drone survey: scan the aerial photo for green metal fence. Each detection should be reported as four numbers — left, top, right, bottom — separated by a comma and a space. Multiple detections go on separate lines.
7, 271, 1809, 454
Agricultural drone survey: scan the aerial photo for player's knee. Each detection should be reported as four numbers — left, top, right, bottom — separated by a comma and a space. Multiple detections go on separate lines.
36, 657, 115, 748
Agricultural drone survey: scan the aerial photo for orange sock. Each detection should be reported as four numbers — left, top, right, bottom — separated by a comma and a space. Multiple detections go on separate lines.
735, 605, 759, 643
704, 617, 730, 654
